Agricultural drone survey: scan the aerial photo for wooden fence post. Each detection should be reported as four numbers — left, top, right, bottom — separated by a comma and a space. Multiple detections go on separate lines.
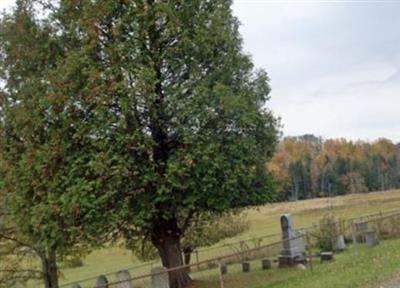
196, 250, 200, 270
218, 262, 225, 288
306, 233, 313, 273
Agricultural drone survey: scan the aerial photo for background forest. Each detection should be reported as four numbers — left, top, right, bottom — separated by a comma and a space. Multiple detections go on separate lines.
269, 135, 400, 200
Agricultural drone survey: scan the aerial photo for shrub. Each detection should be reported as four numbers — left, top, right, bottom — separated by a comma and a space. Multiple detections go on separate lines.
314, 214, 344, 252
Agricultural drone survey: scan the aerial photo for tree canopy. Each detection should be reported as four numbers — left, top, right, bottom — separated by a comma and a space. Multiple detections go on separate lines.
0, 1, 279, 287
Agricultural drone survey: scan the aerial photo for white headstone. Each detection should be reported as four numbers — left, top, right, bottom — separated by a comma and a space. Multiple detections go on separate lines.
151, 267, 169, 288
116, 270, 133, 288
336, 234, 346, 252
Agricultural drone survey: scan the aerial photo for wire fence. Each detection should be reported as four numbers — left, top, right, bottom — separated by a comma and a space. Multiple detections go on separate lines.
66, 208, 400, 288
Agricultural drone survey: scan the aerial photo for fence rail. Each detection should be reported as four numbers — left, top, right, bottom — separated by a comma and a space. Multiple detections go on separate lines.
66, 208, 400, 288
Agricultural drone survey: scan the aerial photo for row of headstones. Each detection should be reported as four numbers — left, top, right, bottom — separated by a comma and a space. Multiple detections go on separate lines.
279, 214, 379, 267
219, 258, 272, 275
72, 216, 379, 288
72, 267, 169, 288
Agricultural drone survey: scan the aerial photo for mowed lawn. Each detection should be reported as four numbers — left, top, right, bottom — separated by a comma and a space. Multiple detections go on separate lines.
191, 238, 400, 288
57, 189, 400, 286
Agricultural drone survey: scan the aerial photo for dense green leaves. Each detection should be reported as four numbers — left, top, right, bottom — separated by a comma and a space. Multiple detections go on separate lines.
0, 0, 279, 286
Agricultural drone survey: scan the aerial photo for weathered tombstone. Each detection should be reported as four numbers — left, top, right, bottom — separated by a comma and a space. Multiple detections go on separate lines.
95, 275, 108, 288
355, 221, 369, 242
261, 258, 272, 270
365, 230, 379, 247
320, 252, 334, 263
278, 214, 306, 267
219, 263, 228, 275
151, 267, 169, 288
116, 270, 133, 288
242, 261, 250, 273
335, 234, 346, 252
72, 284, 82, 288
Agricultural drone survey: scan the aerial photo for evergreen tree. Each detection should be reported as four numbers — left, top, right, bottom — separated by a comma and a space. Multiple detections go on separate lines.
0, 1, 279, 287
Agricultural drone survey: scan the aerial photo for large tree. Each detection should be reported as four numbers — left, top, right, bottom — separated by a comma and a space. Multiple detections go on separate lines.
1, 1, 279, 287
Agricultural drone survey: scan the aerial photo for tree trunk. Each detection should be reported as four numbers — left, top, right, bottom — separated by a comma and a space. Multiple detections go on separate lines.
41, 250, 59, 288
152, 221, 191, 288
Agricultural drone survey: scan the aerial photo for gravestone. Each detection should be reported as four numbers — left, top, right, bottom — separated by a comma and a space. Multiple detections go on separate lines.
320, 252, 334, 263
95, 275, 108, 288
336, 234, 346, 252
354, 221, 369, 242
365, 230, 379, 247
116, 270, 133, 288
151, 267, 169, 288
278, 214, 306, 267
242, 261, 250, 272
72, 284, 82, 288
261, 258, 272, 270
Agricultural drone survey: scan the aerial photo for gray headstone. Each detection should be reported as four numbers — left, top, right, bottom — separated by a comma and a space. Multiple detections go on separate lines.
320, 252, 334, 263
95, 275, 108, 288
72, 284, 82, 288
116, 270, 133, 288
151, 267, 169, 288
365, 230, 379, 247
336, 234, 346, 252
261, 258, 272, 270
278, 214, 306, 267
242, 262, 250, 273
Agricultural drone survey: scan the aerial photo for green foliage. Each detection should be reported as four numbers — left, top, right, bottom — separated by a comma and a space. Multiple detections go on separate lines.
183, 214, 250, 249
314, 214, 344, 252
130, 213, 250, 262
61, 256, 84, 269
0, 0, 279, 285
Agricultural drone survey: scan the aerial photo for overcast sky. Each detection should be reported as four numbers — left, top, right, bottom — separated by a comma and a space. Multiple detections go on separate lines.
1, 0, 399, 142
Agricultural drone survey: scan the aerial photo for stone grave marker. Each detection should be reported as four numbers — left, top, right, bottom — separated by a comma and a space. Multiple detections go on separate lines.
278, 214, 306, 267
336, 234, 346, 252
242, 261, 250, 272
151, 267, 169, 288
320, 252, 334, 263
261, 258, 272, 270
95, 275, 108, 288
116, 270, 133, 288
72, 284, 82, 288
365, 230, 379, 247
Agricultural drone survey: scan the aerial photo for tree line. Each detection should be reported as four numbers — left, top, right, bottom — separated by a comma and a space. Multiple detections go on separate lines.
269, 135, 400, 200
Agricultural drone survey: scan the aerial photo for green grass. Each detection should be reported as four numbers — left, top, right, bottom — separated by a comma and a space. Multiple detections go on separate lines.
54, 189, 400, 286
191, 239, 400, 288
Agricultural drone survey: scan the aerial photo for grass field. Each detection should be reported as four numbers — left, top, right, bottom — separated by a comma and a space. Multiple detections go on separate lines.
58, 189, 400, 287
190, 238, 400, 288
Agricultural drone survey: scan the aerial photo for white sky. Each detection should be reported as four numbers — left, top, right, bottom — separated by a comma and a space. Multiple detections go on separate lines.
1, 0, 399, 142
